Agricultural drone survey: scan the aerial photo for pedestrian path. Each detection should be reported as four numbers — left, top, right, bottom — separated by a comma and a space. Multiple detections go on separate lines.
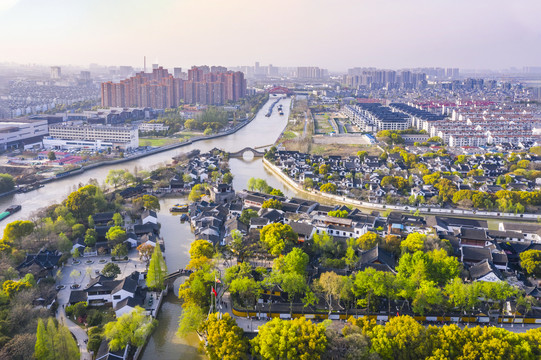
56, 306, 91, 360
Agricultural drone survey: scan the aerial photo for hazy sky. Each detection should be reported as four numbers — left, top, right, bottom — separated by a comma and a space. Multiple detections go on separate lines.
0, 0, 540, 71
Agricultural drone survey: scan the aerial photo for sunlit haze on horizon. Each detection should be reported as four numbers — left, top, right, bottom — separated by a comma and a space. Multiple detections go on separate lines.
0, 0, 540, 70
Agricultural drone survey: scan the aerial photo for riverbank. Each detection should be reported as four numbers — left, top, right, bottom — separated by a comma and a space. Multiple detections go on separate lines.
262, 158, 541, 222
0, 96, 270, 197
40, 115, 260, 184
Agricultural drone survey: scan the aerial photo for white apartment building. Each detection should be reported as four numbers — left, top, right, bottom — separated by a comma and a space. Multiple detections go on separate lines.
47, 123, 139, 150
138, 122, 170, 133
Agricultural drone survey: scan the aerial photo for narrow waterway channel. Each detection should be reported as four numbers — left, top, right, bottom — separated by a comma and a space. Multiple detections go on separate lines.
0, 95, 294, 359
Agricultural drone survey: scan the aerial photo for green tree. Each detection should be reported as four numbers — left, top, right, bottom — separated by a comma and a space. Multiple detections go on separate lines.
102, 262, 121, 278
259, 223, 298, 256
106, 226, 127, 247
247, 177, 256, 191
357, 151, 368, 162
229, 276, 262, 308
0, 173, 15, 193
87, 327, 103, 354
273, 247, 309, 276
201, 313, 248, 360
251, 317, 327, 360
47, 151, 57, 161
254, 178, 271, 193
520, 250, 541, 277
104, 306, 157, 351
372, 270, 398, 316
239, 209, 258, 225
320, 183, 337, 194
369, 315, 428, 359
2, 220, 34, 244
412, 280, 443, 315
188, 184, 206, 202
65, 186, 97, 221
353, 268, 378, 311
71, 223, 85, 239
34, 318, 80, 360
147, 244, 167, 290
84, 228, 97, 247
314, 271, 347, 315
177, 304, 206, 337
88, 214, 95, 228
319, 164, 330, 175
54, 320, 81, 360
357, 232, 381, 250
328, 210, 348, 218
57, 232, 73, 253
229, 229, 251, 264
400, 232, 426, 253
261, 199, 283, 209
188, 239, 215, 263
113, 212, 123, 226
112, 243, 128, 257
222, 172, 233, 184
106, 169, 125, 188
34, 319, 48, 360
278, 271, 307, 316
304, 178, 314, 189
178, 270, 213, 310
269, 188, 284, 197
137, 194, 160, 211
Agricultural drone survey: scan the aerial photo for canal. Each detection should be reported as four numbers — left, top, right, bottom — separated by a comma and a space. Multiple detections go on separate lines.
0, 95, 294, 359
0, 94, 294, 227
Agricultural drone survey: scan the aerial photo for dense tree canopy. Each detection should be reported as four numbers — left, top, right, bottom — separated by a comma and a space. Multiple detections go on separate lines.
259, 223, 298, 256
201, 313, 248, 360
104, 306, 156, 351
0, 174, 15, 193
188, 184, 206, 202
251, 317, 328, 360
520, 250, 541, 277
261, 199, 283, 210
35, 318, 80, 360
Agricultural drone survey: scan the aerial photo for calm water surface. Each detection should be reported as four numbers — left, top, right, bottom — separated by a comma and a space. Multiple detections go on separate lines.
0, 95, 293, 359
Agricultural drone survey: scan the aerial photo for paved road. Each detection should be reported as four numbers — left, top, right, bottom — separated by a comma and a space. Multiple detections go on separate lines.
57, 306, 91, 360
303, 112, 308, 137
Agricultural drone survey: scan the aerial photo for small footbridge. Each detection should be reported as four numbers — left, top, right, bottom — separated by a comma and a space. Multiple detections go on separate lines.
164, 268, 193, 292
229, 147, 266, 158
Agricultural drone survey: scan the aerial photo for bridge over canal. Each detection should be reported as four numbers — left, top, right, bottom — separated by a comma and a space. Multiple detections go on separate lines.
229, 147, 266, 158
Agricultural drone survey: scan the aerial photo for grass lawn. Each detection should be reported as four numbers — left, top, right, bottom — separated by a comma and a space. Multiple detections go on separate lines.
311, 143, 381, 156
139, 137, 180, 147
282, 131, 297, 140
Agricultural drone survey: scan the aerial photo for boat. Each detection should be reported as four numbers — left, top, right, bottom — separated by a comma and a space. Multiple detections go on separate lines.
180, 214, 190, 223
169, 204, 189, 213
0, 205, 21, 222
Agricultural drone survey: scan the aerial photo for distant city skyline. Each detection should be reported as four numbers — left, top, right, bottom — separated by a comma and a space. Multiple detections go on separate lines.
0, 0, 540, 71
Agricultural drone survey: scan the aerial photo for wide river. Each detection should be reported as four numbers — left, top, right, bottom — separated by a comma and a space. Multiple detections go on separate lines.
0, 95, 294, 359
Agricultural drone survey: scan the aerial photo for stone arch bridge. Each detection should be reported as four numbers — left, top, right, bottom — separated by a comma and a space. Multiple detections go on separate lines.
229, 147, 265, 158
164, 268, 192, 292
